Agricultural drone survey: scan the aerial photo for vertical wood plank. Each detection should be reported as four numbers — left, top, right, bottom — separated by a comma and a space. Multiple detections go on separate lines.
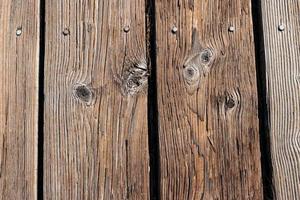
261, 0, 300, 199
0, 0, 39, 199
155, 0, 263, 199
44, 0, 149, 199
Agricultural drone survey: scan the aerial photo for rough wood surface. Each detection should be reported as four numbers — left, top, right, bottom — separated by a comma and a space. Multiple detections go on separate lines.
261, 0, 300, 199
155, 0, 263, 199
44, 0, 149, 199
0, 0, 39, 199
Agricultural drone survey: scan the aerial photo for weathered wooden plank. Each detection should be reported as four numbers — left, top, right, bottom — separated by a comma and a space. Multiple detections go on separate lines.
0, 0, 39, 199
155, 0, 263, 199
261, 0, 300, 199
44, 0, 149, 199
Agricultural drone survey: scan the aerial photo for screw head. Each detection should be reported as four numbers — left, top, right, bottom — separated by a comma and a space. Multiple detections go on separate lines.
171, 26, 178, 34
228, 26, 235, 32
123, 25, 130, 33
16, 27, 22, 36
278, 24, 285, 31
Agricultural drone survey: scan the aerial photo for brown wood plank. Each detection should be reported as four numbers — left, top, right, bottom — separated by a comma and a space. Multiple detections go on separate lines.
261, 0, 300, 199
0, 0, 39, 199
155, 0, 263, 199
44, 0, 149, 199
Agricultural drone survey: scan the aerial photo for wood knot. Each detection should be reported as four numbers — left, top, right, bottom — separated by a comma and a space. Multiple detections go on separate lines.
222, 90, 240, 111
182, 48, 215, 94
183, 65, 200, 85
200, 49, 214, 65
225, 96, 235, 109
121, 62, 149, 96
73, 84, 94, 105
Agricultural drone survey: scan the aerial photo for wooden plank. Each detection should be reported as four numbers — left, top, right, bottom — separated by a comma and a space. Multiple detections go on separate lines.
155, 0, 263, 199
0, 0, 39, 199
261, 1, 300, 199
44, 0, 149, 199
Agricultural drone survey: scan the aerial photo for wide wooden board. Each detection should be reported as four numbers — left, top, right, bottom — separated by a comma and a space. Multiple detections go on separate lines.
155, 0, 263, 199
44, 0, 149, 199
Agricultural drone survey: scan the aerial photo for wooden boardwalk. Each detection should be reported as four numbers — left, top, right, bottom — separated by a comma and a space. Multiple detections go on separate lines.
0, 0, 299, 199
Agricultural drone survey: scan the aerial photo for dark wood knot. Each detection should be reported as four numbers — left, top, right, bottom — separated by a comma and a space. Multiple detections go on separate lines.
73, 84, 93, 105
200, 48, 214, 65
225, 96, 236, 109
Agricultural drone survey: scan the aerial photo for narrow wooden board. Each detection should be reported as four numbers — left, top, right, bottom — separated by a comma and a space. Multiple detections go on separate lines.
155, 0, 263, 199
44, 0, 149, 199
261, 0, 300, 199
0, 0, 39, 199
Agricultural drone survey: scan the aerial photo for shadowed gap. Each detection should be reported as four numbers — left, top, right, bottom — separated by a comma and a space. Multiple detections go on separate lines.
251, 0, 274, 199
38, 0, 46, 199
146, 0, 160, 199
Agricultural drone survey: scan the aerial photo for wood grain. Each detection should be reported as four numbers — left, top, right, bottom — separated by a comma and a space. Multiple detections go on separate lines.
0, 0, 39, 199
44, 0, 149, 199
155, 0, 263, 199
261, 0, 300, 199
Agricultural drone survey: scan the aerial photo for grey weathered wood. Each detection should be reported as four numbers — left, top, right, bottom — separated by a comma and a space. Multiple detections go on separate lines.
44, 0, 149, 199
0, 0, 39, 199
155, 0, 263, 199
261, 0, 300, 199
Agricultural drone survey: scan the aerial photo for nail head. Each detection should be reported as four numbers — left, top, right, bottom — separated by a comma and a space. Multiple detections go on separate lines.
228, 26, 235, 32
16, 28, 22, 36
278, 24, 285, 31
171, 26, 178, 34
123, 25, 130, 33
62, 28, 70, 36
